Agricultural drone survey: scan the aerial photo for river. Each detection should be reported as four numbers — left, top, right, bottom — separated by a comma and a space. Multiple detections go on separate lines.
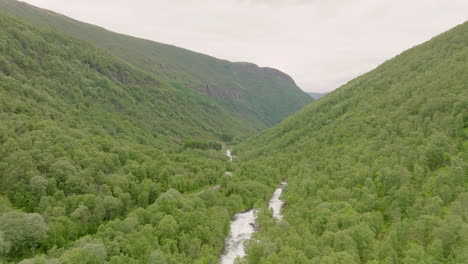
226, 150, 233, 161
219, 181, 286, 264
268, 181, 287, 221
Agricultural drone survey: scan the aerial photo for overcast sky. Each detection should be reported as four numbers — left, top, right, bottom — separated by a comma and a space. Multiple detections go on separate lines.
22, 0, 468, 92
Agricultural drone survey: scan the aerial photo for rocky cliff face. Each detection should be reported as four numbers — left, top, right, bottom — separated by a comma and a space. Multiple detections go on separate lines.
198, 84, 246, 99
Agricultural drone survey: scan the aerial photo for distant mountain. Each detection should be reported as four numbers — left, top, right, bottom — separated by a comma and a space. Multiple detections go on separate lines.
0, 0, 312, 132
236, 22, 468, 262
0, 10, 249, 146
307, 92, 327, 99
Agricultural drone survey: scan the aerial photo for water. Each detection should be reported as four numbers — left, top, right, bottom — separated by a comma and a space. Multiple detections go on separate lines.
268, 181, 287, 221
226, 150, 233, 161
220, 182, 286, 264
219, 210, 257, 264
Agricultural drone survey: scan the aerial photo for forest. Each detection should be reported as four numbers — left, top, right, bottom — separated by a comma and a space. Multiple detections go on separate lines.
0, 1, 467, 264
236, 21, 468, 264
0, 11, 283, 263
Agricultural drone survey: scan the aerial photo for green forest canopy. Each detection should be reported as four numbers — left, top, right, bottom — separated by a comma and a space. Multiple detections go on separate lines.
0, 2, 466, 264
236, 21, 468, 264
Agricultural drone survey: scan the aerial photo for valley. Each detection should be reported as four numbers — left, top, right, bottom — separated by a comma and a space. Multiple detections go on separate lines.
220, 180, 287, 264
0, 1, 466, 264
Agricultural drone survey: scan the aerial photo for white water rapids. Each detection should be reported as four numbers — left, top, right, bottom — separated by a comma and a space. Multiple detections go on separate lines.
268, 181, 287, 221
219, 181, 286, 264
226, 150, 233, 161
219, 209, 257, 264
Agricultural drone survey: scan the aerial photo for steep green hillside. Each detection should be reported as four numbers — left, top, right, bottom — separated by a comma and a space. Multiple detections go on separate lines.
236, 22, 468, 263
0, 10, 257, 141
0, 0, 312, 129
0, 12, 280, 263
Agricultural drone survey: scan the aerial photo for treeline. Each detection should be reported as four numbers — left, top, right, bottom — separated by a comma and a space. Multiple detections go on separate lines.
184, 140, 222, 151
236, 21, 468, 263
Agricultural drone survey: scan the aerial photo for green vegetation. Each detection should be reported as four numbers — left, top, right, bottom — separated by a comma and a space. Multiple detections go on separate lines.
0, 196, 13, 215
0, 0, 312, 131
184, 140, 222, 151
236, 21, 468, 263
0, 1, 466, 263
0, 11, 283, 263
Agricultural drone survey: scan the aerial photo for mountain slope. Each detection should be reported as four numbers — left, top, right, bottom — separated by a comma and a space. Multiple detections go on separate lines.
0, 0, 312, 130
0, 11, 282, 263
0, 10, 256, 142
236, 22, 468, 263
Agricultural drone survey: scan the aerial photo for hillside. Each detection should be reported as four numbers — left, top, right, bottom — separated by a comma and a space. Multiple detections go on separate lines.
0, 0, 312, 130
1, 1, 466, 264
236, 22, 468, 263
0, 9, 257, 143
0, 11, 282, 263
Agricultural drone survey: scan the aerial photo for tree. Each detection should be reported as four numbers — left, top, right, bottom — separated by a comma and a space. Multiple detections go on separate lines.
25, 213, 48, 257
71, 204, 91, 226
158, 215, 179, 240
48, 158, 77, 184
0, 230, 11, 257
104, 195, 121, 220
60, 247, 106, 264
0, 212, 47, 257
148, 250, 167, 264
30, 176, 48, 197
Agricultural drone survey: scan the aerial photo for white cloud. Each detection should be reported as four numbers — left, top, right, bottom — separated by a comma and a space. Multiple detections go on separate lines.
22, 0, 468, 92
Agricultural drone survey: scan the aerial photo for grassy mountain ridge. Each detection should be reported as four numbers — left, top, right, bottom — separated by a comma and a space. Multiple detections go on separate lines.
235, 21, 467, 263
0, 0, 312, 129
0, 10, 254, 142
